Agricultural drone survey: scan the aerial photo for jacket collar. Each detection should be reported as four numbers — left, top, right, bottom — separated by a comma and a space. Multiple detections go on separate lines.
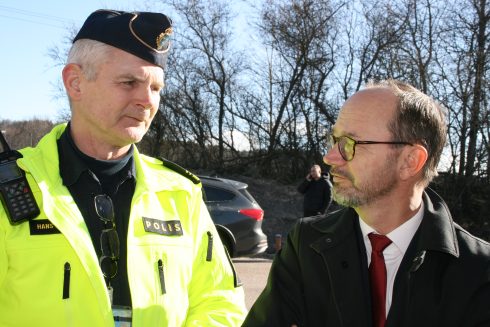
17, 123, 67, 187
57, 123, 136, 187
308, 188, 459, 257
132, 150, 197, 194
18, 124, 194, 195
416, 188, 459, 257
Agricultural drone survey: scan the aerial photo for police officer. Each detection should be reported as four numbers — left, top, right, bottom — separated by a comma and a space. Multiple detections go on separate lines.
0, 9, 246, 326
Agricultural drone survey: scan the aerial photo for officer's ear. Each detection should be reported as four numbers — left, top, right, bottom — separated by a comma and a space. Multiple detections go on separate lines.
62, 63, 83, 100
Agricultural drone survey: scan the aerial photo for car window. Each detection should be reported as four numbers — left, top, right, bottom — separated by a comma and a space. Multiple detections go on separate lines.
238, 189, 257, 204
203, 185, 236, 202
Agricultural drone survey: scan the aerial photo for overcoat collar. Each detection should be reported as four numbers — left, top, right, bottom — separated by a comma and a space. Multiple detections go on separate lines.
308, 188, 459, 257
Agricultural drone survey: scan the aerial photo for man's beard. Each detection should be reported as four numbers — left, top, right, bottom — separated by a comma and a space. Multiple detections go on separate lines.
332, 154, 398, 208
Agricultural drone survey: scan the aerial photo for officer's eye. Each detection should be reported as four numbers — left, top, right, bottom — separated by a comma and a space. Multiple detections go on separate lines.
151, 85, 163, 93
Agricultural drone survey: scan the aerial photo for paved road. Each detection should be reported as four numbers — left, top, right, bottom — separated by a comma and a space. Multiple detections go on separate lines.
233, 256, 273, 309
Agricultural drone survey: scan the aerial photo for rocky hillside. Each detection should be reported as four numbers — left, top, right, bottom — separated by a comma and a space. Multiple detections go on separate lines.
227, 175, 305, 253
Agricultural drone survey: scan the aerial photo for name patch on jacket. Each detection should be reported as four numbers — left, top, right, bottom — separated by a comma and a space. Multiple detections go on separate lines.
29, 220, 61, 235
142, 217, 183, 236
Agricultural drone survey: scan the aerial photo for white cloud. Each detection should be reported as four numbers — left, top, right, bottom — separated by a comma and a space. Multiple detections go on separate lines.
223, 129, 250, 151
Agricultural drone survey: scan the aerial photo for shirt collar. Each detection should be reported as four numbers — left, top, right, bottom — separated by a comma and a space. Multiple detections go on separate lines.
58, 123, 136, 187
359, 202, 424, 255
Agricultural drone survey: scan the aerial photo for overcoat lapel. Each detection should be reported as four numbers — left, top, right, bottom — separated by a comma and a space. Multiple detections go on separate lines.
386, 189, 459, 327
310, 209, 372, 326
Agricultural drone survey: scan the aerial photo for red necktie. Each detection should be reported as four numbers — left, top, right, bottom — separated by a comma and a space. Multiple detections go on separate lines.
368, 233, 392, 327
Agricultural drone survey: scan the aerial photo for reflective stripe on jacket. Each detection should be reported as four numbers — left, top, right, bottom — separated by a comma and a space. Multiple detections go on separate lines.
0, 124, 247, 326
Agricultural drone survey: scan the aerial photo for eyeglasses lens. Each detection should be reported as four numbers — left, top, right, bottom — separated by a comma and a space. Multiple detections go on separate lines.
338, 137, 352, 161
94, 195, 114, 224
100, 256, 118, 279
100, 228, 120, 258
327, 134, 350, 161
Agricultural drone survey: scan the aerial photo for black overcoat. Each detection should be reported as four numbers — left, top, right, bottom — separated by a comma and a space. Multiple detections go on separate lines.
243, 189, 490, 327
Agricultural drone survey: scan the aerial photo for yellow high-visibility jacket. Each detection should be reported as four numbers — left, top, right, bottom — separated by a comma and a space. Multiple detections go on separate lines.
0, 124, 247, 326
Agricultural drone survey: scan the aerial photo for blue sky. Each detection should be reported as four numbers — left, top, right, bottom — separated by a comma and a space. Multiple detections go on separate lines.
0, 0, 174, 122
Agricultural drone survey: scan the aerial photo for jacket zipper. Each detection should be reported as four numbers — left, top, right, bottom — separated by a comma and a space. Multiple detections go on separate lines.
158, 259, 166, 294
63, 262, 71, 299
206, 231, 213, 262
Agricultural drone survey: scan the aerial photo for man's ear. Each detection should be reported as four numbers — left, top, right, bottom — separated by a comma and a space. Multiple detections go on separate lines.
399, 144, 428, 180
62, 64, 83, 100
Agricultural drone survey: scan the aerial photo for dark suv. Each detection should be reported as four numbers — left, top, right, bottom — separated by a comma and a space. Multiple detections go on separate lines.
200, 176, 267, 257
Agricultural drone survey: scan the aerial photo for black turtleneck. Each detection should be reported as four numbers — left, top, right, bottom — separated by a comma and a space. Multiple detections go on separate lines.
57, 123, 135, 307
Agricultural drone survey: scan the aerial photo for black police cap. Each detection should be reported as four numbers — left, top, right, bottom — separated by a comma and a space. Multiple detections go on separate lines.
73, 9, 173, 69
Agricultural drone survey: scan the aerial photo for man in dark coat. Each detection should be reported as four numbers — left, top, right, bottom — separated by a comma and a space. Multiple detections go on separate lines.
297, 164, 333, 217
243, 79, 490, 327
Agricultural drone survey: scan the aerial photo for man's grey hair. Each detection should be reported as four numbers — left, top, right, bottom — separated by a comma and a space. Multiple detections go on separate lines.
366, 79, 447, 185
66, 39, 113, 80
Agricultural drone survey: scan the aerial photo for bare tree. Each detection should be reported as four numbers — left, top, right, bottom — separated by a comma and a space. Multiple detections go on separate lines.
0, 119, 54, 149
462, 0, 489, 178
246, 0, 343, 176
165, 0, 244, 172
432, 0, 489, 179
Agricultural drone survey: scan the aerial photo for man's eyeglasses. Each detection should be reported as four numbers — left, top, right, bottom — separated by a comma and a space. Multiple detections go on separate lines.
325, 134, 413, 162
94, 194, 120, 279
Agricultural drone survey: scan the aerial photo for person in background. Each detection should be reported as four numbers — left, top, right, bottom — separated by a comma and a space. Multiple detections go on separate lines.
0, 9, 246, 326
243, 79, 490, 327
297, 164, 333, 217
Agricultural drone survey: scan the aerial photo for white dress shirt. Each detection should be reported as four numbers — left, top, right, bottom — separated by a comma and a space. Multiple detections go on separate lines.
359, 202, 424, 316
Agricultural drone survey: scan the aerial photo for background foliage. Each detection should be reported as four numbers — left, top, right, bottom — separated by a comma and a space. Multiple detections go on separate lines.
1, 0, 489, 239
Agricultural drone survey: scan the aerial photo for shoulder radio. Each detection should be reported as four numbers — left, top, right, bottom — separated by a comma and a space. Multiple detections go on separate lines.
0, 131, 40, 224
